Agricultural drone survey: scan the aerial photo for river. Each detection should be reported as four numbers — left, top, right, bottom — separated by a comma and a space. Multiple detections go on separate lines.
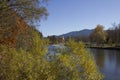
90, 48, 120, 80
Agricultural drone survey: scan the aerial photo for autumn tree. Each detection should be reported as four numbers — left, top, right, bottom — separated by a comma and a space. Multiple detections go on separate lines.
0, 0, 48, 29
0, 0, 48, 47
90, 24, 106, 45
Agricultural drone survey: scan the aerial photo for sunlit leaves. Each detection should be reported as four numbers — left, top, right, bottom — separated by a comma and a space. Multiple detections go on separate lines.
0, 32, 103, 80
90, 24, 106, 44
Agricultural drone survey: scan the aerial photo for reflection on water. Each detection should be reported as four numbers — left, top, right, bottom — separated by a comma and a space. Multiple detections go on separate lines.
90, 49, 120, 80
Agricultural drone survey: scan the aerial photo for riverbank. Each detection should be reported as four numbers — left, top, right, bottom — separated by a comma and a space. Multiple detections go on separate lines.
88, 46, 120, 50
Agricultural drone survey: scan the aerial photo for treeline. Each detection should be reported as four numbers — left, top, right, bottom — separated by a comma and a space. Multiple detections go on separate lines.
53, 23, 120, 47
47, 36, 65, 44
90, 23, 120, 47
107, 23, 120, 46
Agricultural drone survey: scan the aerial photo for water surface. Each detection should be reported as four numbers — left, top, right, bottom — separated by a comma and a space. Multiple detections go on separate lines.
90, 49, 120, 80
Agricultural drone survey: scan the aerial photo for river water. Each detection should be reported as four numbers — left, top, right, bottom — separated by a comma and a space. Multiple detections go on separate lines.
90, 49, 120, 80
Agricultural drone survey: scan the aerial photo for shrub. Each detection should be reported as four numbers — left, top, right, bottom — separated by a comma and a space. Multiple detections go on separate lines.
0, 31, 103, 80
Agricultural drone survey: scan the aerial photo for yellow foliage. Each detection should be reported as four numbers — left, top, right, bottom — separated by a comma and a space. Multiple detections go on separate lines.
0, 31, 103, 80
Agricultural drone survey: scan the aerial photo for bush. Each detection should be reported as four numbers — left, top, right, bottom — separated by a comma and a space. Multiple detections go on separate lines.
0, 31, 103, 80
0, 31, 48, 80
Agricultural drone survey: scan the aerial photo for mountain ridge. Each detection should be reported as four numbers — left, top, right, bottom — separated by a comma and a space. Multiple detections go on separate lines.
58, 29, 93, 38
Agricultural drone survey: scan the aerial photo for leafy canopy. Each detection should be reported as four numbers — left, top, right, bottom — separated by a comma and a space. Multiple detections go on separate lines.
0, 0, 48, 25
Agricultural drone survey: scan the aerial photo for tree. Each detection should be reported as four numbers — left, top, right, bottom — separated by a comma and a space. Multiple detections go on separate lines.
0, 0, 48, 47
106, 23, 120, 46
47, 35, 57, 44
0, 0, 48, 30
113, 23, 120, 44
106, 29, 114, 45
0, 0, 48, 24
90, 24, 106, 45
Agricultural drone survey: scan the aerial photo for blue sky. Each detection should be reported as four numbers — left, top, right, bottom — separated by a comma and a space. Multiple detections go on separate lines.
39, 0, 120, 37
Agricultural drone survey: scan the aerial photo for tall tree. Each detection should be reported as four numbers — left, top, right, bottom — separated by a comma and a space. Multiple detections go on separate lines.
90, 24, 106, 44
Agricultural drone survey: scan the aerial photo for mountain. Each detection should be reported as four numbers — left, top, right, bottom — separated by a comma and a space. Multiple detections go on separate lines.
58, 29, 93, 38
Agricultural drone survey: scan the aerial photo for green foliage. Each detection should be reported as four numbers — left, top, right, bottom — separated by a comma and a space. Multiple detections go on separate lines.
16, 27, 44, 51
0, 32, 103, 80
0, 31, 48, 80
64, 39, 103, 80
47, 35, 57, 44
0, 0, 48, 21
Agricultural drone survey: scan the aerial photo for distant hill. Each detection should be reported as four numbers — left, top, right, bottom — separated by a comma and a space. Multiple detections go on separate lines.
58, 29, 93, 38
